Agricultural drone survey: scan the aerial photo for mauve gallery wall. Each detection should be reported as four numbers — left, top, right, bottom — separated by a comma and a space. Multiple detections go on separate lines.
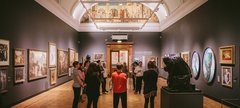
0, 0, 79, 107
160, 0, 240, 101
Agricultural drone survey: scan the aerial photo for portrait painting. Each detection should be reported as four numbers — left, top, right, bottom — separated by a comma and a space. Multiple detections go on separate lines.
191, 51, 200, 79
50, 68, 57, 85
221, 66, 232, 88
14, 48, 26, 66
181, 51, 190, 65
219, 45, 235, 65
48, 42, 57, 67
119, 50, 128, 65
0, 67, 8, 93
111, 52, 119, 65
0, 39, 10, 66
58, 49, 68, 77
28, 49, 47, 81
68, 48, 75, 67
203, 48, 216, 83
14, 67, 25, 83
94, 53, 104, 62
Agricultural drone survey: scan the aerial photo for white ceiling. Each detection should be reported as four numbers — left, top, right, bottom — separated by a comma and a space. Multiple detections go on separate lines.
35, 0, 207, 32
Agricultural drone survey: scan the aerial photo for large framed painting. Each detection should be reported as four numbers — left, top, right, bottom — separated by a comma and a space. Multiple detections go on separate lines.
203, 48, 216, 83
48, 42, 57, 67
219, 45, 235, 65
75, 52, 79, 61
0, 67, 8, 93
58, 49, 68, 77
221, 66, 232, 88
94, 53, 104, 62
28, 49, 47, 81
181, 51, 190, 65
146, 56, 158, 66
14, 67, 25, 83
111, 51, 119, 65
14, 48, 26, 66
50, 68, 57, 85
0, 39, 10, 66
68, 48, 75, 67
119, 50, 128, 65
191, 51, 200, 79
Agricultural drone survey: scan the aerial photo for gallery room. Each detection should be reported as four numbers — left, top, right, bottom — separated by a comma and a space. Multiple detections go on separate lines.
0, 0, 239, 108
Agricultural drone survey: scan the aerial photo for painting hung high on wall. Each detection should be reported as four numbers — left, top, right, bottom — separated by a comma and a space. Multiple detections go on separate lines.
28, 49, 47, 81
50, 68, 57, 85
111, 52, 119, 65
203, 48, 216, 83
219, 45, 235, 65
0, 39, 10, 66
14, 48, 26, 66
221, 66, 232, 88
0, 67, 7, 93
181, 51, 190, 65
58, 49, 68, 77
68, 48, 75, 67
48, 42, 57, 67
119, 50, 128, 65
191, 51, 200, 79
14, 67, 25, 83
146, 56, 158, 66
94, 53, 104, 62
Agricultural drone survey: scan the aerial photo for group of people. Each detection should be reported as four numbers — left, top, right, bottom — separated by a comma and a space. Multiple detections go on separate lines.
71, 55, 159, 108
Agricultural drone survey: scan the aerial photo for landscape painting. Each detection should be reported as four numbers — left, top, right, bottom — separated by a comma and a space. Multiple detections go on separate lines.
219, 45, 235, 65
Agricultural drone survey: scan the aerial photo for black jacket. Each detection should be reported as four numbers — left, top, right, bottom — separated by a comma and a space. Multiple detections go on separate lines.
143, 69, 158, 94
85, 72, 100, 97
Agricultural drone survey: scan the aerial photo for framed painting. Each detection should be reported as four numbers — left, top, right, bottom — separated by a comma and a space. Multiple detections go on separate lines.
146, 56, 158, 66
111, 51, 119, 65
181, 51, 190, 65
221, 66, 232, 88
191, 51, 200, 79
119, 50, 128, 65
219, 45, 235, 65
160, 56, 165, 69
94, 53, 104, 62
202, 48, 216, 83
0, 39, 10, 66
75, 52, 79, 61
14, 48, 26, 66
14, 67, 25, 83
48, 42, 57, 67
50, 68, 57, 85
0, 67, 8, 93
58, 49, 68, 77
68, 48, 75, 67
28, 49, 47, 81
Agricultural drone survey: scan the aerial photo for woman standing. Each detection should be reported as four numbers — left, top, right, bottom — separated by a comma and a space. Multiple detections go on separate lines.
72, 61, 86, 108
143, 61, 158, 108
134, 61, 144, 94
102, 62, 108, 93
85, 63, 101, 108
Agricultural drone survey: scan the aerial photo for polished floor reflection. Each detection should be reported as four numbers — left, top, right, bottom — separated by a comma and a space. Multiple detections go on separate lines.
12, 78, 229, 108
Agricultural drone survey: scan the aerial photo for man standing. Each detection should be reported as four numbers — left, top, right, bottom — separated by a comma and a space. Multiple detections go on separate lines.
112, 63, 127, 108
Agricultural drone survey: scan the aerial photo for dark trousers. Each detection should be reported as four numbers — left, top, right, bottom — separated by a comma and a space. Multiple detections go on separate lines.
114, 92, 127, 108
72, 87, 80, 108
144, 96, 155, 108
102, 78, 107, 92
136, 76, 143, 93
87, 95, 99, 108
132, 76, 136, 90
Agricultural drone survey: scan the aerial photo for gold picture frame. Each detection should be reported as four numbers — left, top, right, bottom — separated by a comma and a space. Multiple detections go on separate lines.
0, 39, 10, 66
14, 67, 25, 83
221, 66, 232, 88
68, 48, 75, 67
48, 42, 57, 67
58, 49, 68, 77
14, 48, 26, 66
50, 68, 57, 85
219, 45, 235, 65
181, 51, 190, 65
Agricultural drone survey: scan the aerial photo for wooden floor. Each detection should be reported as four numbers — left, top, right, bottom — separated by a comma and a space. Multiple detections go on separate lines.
12, 78, 229, 108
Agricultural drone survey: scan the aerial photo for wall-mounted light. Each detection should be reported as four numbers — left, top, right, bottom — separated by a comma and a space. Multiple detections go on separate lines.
117, 40, 122, 43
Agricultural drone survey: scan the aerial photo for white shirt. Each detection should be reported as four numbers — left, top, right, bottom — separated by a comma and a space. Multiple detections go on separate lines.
134, 66, 143, 77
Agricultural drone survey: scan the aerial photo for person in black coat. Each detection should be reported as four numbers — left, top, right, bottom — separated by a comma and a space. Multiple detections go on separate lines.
143, 61, 158, 108
85, 62, 101, 108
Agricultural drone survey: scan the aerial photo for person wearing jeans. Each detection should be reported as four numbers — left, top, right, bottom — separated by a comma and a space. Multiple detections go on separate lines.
112, 63, 127, 108
134, 61, 144, 94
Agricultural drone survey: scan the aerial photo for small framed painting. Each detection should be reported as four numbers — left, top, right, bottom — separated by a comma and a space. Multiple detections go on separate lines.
0, 67, 8, 93
219, 45, 235, 65
14, 48, 26, 66
0, 39, 10, 66
181, 51, 190, 65
75, 52, 79, 61
68, 48, 75, 67
160, 56, 165, 69
50, 68, 57, 85
48, 42, 57, 67
94, 53, 104, 62
14, 67, 25, 83
221, 66, 232, 88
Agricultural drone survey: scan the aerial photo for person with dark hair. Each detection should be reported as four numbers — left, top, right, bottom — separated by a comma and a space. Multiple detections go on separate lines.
134, 61, 144, 94
122, 62, 129, 78
131, 62, 137, 90
112, 63, 127, 108
102, 62, 108, 93
96, 60, 105, 94
72, 61, 86, 108
85, 62, 101, 108
143, 61, 158, 108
